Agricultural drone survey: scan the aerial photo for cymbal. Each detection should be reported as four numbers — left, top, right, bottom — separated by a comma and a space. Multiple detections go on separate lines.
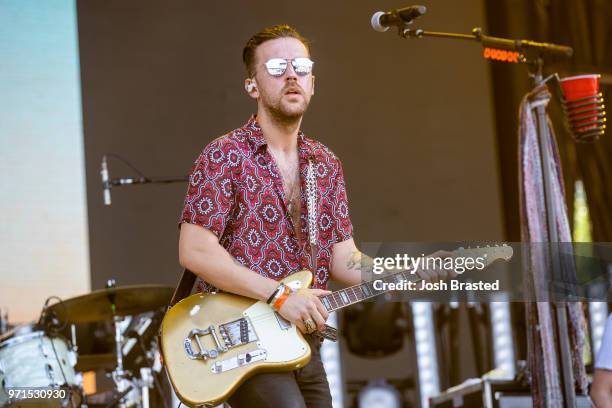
46, 285, 174, 323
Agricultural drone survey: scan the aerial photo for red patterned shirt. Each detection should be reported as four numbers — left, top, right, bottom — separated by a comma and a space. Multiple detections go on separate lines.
180, 116, 353, 292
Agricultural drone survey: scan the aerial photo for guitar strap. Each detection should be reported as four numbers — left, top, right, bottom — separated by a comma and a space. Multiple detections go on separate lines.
306, 159, 318, 274
168, 268, 197, 307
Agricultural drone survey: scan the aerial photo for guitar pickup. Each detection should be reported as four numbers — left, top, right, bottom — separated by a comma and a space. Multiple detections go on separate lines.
218, 317, 258, 348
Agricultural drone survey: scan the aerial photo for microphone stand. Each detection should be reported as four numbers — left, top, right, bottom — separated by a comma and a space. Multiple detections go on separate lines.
394, 26, 578, 406
104, 174, 188, 206
101, 154, 189, 206
398, 26, 573, 58
109, 176, 189, 187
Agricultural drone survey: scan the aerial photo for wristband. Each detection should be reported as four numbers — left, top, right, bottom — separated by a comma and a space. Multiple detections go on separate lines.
266, 284, 284, 305
272, 285, 292, 311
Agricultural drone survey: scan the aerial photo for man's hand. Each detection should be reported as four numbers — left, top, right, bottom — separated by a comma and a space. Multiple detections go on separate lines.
413, 250, 458, 282
277, 288, 330, 334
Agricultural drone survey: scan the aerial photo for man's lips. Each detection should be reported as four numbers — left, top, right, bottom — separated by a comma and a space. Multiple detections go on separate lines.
284, 88, 302, 96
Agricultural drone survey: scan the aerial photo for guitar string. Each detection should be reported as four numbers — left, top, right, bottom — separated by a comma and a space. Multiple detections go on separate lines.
208, 248, 509, 327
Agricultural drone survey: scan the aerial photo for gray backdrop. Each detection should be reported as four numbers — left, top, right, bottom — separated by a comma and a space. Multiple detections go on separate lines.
78, 0, 503, 289
77, 0, 505, 400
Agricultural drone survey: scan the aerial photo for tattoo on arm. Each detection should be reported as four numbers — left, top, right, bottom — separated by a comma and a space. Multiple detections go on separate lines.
346, 250, 375, 280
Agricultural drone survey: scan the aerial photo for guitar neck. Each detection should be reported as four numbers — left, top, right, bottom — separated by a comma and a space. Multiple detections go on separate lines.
317, 244, 513, 313
319, 269, 419, 313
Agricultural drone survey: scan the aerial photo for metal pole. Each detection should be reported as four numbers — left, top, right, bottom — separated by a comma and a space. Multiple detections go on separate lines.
532, 60, 577, 407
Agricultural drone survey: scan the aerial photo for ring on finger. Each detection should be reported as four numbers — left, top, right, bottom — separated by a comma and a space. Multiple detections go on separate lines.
303, 318, 316, 333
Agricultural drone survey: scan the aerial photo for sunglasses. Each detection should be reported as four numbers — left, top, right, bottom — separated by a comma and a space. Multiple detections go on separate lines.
264, 58, 314, 77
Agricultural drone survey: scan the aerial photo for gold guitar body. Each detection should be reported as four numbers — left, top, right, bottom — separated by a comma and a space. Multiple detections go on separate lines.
161, 271, 313, 407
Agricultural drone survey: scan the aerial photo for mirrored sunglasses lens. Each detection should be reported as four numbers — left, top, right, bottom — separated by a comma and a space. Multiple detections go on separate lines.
265, 59, 287, 76
292, 58, 313, 75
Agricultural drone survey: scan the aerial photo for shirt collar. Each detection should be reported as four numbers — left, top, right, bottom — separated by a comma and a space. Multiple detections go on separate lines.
244, 115, 315, 159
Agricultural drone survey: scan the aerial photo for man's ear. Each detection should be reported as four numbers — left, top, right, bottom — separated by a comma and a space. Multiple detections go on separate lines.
244, 78, 259, 98
311, 75, 315, 96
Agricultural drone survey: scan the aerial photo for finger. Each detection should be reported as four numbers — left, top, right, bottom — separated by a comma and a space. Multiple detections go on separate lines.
308, 308, 326, 331
309, 289, 332, 296
436, 268, 448, 281
301, 313, 316, 334
432, 250, 452, 258
314, 298, 329, 321
296, 320, 307, 334
416, 268, 433, 282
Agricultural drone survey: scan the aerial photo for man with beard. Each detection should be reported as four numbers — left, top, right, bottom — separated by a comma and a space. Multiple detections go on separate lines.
178, 25, 449, 407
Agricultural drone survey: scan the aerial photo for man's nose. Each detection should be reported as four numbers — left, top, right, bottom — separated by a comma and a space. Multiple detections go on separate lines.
284, 62, 298, 79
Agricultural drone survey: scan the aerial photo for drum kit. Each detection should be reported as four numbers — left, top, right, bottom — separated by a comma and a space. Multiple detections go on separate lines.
0, 281, 174, 407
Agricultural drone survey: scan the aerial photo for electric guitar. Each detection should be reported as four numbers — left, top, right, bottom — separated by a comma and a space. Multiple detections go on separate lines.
160, 245, 513, 407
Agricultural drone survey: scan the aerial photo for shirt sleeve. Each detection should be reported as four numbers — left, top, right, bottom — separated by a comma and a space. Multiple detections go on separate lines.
595, 313, 612, 370
180, 139, 235, 238
332, 160, 353, 243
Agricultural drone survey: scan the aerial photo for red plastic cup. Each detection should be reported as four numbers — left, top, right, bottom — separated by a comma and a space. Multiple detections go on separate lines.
560, 74, 600, 101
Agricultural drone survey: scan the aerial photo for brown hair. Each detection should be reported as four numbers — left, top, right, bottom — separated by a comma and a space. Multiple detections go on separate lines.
242, 25, 311, 77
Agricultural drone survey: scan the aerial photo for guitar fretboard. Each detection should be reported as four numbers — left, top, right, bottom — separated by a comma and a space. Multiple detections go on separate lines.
318, 269, 419, 313
316, 245, 511, 313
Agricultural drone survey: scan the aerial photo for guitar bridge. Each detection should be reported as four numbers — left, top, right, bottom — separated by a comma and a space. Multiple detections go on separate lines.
219, 317, 258, 348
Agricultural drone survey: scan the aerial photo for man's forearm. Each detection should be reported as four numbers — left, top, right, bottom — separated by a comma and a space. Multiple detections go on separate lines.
591, 369, 612, 408
180, 233, 278, 300
592, 388, 612, 408
330, 240, 375, 287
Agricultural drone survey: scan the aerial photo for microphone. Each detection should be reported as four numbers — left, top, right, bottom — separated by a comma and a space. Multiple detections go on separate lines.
101, 155, 112, 206
371, 5, 427, 32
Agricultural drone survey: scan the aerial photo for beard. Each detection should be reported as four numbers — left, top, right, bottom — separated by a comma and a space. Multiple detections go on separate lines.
259, 86, 310, 126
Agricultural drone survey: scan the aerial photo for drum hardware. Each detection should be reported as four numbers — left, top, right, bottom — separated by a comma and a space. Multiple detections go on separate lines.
0, 323, 83, 407
71, 323, 78, 353
0, 307, 9, 336
1, 285, 173, 407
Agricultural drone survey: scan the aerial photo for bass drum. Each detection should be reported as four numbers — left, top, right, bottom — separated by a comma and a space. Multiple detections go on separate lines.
0, 324, 82, 407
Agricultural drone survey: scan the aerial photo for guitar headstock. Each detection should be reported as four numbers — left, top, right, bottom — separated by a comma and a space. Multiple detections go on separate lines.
453, 243, 514, 267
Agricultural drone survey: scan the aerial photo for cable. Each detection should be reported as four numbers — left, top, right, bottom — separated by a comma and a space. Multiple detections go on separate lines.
38, 296, 68, 332
38, 296, 77, 407
49, 338, 75, 408
105, 153, 148, 179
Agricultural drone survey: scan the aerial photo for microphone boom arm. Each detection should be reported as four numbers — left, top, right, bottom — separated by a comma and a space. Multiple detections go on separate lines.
109, 175, 189, 187
399, 26, 573, 61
